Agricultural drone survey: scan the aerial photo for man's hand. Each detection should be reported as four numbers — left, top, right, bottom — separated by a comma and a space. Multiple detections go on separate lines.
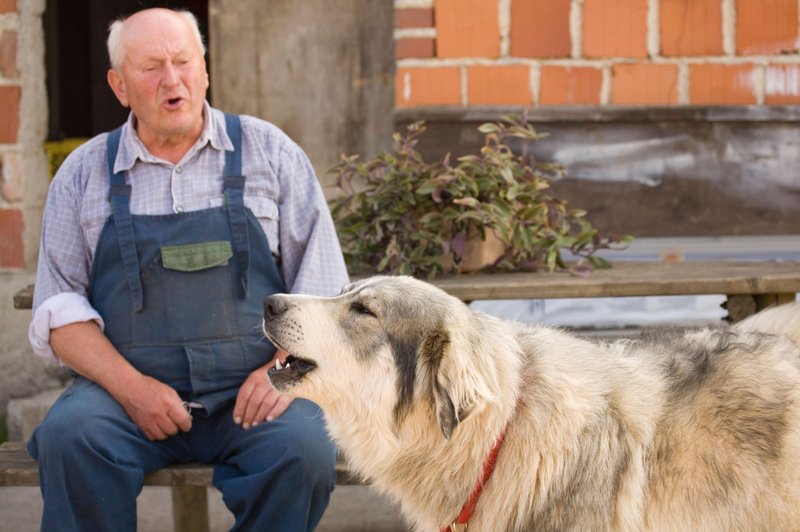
116, 374, 193, 441
49, 320, 192, 441
233, 349, 293, 428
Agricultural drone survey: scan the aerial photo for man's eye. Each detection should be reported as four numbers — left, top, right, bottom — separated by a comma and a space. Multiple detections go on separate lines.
351, 302, 376, 317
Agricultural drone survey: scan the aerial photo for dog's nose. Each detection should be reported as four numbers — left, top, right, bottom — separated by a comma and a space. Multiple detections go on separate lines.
264, 295, 288, 319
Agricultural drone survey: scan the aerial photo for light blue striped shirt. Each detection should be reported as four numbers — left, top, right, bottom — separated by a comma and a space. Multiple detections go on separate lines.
30, 103, 349, 363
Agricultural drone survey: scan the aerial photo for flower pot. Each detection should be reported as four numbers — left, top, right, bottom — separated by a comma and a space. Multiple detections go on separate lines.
438, 230, 506, 273
459, 230, 506, 272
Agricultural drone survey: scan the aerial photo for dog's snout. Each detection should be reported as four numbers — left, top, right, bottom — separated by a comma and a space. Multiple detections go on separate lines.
264, 295, 289, 319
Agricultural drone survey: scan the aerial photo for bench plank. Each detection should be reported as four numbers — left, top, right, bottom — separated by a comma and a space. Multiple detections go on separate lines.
1, 441, 362, 532
15, 261, 800, 311
430, 260, 800, 301
0, 441, 39, 486
0, 441, 360, 487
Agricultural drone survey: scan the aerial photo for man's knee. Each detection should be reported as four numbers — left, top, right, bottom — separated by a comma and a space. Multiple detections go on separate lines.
242, 399, 337, 484
30, 382, 131, 463
32, 406, 119, 463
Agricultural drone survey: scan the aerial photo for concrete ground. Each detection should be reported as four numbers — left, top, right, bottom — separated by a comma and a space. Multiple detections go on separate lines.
0, 484, 407, 531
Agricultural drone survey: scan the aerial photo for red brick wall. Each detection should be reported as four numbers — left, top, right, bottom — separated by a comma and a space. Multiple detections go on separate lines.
394, 0, 800, 107
0, 1, 24, 269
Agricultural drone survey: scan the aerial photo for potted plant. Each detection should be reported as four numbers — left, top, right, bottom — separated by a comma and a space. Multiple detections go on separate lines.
328, 115, 630, 279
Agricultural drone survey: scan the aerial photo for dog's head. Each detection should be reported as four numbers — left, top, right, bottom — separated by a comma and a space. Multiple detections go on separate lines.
263, 276, 503, 439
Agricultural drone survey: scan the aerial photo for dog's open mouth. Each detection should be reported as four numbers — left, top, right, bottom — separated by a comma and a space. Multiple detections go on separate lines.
267, 354, 317, 384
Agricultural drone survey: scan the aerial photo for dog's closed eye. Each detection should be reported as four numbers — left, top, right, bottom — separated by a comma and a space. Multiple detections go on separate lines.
351, 301, 376, 317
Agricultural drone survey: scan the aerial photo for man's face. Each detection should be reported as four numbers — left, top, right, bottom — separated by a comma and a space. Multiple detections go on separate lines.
107, 11, 209, 145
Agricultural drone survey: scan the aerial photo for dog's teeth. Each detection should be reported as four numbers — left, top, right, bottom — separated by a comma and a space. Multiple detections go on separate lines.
275, 358, 283, 370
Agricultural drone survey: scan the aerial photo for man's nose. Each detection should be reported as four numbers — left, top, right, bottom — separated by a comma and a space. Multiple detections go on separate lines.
161, 64, 179, 86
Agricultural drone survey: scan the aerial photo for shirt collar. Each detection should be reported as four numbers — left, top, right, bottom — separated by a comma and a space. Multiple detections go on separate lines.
112, 102, 232, 173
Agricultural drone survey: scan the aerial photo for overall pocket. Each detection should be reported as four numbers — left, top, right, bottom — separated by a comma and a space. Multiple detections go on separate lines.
135, 240, 238, 343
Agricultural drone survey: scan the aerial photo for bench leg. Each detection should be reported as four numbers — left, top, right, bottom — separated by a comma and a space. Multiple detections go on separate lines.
725, 293, 797, 323
723, 294, 756, 323
755, 292, 795, 312
171, 485, 210, 532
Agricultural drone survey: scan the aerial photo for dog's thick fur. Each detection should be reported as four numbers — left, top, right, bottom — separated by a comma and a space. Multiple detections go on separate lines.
263, 276, 800, 531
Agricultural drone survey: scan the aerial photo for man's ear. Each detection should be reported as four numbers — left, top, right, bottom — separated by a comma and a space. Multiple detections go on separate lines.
107, 69, 130, 107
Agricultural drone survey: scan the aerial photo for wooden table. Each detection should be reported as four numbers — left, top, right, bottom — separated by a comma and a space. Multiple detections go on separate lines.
14, 260, 800, 321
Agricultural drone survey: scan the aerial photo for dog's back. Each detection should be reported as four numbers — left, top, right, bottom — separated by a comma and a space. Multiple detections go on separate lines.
734, 301, 800, 346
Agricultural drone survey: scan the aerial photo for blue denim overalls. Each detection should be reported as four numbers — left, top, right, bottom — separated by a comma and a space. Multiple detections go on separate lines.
29, 114, 336, 531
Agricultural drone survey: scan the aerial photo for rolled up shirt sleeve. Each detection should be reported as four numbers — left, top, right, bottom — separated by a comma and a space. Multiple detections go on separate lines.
29, 144, 106, 363
29, 293, 104, 364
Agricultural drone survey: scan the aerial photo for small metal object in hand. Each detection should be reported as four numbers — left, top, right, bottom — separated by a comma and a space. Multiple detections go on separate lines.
182, 401, 204, 415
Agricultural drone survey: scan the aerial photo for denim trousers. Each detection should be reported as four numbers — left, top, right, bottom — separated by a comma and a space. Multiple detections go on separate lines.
28, 377, 336, 532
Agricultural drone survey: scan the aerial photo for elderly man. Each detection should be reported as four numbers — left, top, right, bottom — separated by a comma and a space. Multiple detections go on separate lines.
27, 7, 348, 531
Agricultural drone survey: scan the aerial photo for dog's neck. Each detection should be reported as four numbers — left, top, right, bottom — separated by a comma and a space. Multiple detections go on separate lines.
325, 389, 518, 530
440, 417, 510, 531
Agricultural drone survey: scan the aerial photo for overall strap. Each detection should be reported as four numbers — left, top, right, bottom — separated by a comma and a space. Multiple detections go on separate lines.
223, 113, 250, 297
107, 127, 144, 312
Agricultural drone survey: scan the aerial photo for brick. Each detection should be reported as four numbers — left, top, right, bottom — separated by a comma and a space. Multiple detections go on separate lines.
660, 0, 723, 56
0, 30, 19, 78
689, 63, 756, 105
583, 0, 648, 58
0, 0, 16, 13
764, 64, 800, 104
395, 8, 434, 28
736, 0, 798, 55
510, 0, 571, 58
0, 208, 24, 269
1, 151, 21, 201
540, 66, 603, 105
436, 0, 500, 58
396, 66, 461, 107
396, 38, 435, 59
467, 65, 531, 105
0, 85, 20, 143
611, 63, 679, 105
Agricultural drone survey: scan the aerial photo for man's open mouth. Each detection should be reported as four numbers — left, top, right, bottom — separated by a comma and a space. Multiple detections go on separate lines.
164, 97, 183, 110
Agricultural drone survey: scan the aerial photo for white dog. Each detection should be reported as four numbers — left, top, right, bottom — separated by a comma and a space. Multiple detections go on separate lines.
263, 275, 800, 531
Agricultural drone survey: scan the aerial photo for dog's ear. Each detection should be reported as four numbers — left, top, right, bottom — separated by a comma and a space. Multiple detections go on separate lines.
421, 327, 481, 439
433, 378, 461, 439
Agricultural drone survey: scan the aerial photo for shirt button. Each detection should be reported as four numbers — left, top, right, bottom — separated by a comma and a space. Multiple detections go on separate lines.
175, 205, 184, 212
175, 166, 182, 174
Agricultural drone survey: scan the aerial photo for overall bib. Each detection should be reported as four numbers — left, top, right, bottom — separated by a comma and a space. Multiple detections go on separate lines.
90, 113, 284, 414
29, 114, 336, 532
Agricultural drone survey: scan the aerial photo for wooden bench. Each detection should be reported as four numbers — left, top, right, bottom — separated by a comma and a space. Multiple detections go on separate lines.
0, 440, 360, 532
6, 259, 800, 530
13, 260, 800, 320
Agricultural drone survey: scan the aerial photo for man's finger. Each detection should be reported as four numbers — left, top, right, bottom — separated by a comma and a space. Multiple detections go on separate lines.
266, 395, 293, 422
233, 380, 255, 424
169, 404, 193, 432
241, 386, 270, 428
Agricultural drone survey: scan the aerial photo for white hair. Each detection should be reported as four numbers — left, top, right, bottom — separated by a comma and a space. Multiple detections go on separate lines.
107, 9, 206, 70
